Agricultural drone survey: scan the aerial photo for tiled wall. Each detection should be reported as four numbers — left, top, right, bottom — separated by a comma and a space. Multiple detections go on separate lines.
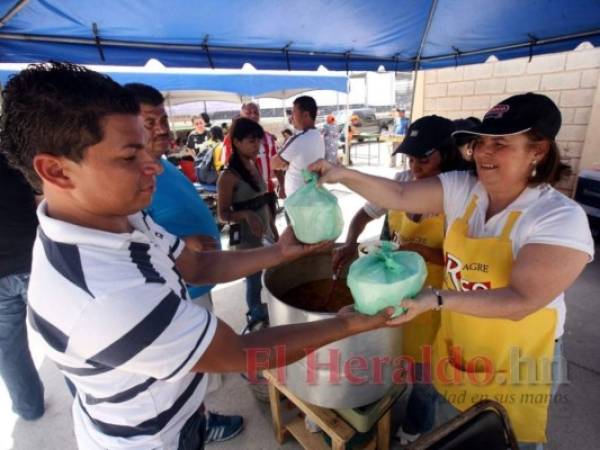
422, 45, 600, 194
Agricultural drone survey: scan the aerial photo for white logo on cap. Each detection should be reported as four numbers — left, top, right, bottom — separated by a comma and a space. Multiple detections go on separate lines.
410, 129, 419, 137
485, 104, 510, 119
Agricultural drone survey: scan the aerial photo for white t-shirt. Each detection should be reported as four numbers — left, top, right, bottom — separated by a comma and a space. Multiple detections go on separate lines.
279, 128, 325, 196
439, 171, 595, 338
363, 170, 412, 219
29, 203, 216, 449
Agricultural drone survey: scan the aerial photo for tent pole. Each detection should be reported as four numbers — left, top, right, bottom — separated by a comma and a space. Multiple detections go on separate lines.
409, 70, 419, 117
364, 73, 369, 107
165, 92, 176, 142
410, 0, 438, 118
343, 78, 350, 166
0, 0, 29, 29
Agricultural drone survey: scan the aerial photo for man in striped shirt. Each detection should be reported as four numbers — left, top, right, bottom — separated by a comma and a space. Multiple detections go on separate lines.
0, 62, 396, 450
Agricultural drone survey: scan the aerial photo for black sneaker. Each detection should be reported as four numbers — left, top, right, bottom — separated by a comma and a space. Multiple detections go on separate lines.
204, 411, 244, 444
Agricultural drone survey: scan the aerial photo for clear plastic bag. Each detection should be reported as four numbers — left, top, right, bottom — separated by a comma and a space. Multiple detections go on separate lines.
284, 170, 344, 244
347, 241, 427, 316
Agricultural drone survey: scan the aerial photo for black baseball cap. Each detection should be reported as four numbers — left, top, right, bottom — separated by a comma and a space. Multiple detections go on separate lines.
453, 92, 561, 139
452, 117, 481, 146
393, 115, 455, 157
453, 117, 481, 132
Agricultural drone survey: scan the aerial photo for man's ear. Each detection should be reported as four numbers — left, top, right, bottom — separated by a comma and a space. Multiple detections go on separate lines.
33, 153, 77, 190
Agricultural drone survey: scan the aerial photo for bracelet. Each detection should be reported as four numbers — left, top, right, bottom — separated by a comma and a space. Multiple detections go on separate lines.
433, 288, 443, 311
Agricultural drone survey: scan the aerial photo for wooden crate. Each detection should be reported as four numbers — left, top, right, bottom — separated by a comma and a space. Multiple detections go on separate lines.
264, 369, 390, 450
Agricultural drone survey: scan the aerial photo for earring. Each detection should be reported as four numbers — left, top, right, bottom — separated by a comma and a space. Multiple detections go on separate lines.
531, 160, 537, 178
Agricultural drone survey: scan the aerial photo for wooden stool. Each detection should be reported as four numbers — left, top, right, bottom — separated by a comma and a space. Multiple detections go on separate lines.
264, 369, 394, 450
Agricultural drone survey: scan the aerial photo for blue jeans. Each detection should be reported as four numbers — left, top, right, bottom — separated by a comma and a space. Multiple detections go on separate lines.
0, 273, 44, 420
245, 271, 264, 321
403, 363, 436, 433
408, 339, 564, 450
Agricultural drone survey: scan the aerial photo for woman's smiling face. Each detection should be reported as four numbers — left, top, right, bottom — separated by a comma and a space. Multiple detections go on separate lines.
472, 134, 539, 190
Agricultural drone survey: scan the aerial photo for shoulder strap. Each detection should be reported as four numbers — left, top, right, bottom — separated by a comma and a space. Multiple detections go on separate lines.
462, 195, 479, 222
500, 211, 522, 240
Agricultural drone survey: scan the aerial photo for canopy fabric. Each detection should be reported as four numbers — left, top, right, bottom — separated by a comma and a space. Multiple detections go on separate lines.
0, 68, 348, 103
0, 0, 598, 71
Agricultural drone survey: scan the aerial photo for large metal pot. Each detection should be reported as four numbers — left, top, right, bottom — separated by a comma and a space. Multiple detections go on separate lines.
264, 250, 403, 409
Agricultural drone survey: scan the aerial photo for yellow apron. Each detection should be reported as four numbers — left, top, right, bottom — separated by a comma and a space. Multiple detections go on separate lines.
433, 195, 556, 443
388, 210, 444, 362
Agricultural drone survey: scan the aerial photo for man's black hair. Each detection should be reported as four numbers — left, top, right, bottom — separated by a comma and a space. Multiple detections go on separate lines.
210, 126, 224, 142
0, 62, 139, 190
123, 83, 165, 107
293, 96, 318, 121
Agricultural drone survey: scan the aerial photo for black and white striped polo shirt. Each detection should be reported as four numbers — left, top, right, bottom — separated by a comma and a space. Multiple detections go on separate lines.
28, 203, 216, 449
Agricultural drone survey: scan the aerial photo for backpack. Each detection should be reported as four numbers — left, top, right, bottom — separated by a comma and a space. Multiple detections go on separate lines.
194, 142, 218, 185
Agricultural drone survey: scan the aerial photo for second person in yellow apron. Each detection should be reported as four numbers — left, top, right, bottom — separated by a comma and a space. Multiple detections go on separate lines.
332, 115, 470, 441
333, 115, 467, 363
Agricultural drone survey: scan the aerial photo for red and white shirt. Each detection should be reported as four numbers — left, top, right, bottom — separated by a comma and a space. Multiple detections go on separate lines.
221, 132, 278, 192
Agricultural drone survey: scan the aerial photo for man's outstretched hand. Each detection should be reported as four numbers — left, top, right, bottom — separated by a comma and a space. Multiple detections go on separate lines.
336, 304, 397, 334
276, 226, 334, 261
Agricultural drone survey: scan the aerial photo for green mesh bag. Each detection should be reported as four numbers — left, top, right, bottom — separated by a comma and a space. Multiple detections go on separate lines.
284, 170, 344, 244
347, 242, 427, 316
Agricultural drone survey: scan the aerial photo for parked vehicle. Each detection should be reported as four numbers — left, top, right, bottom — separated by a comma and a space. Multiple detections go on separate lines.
334, 108, 393, 143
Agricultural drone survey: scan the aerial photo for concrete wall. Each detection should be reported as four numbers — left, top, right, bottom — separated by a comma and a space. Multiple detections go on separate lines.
418, 44, 600, 194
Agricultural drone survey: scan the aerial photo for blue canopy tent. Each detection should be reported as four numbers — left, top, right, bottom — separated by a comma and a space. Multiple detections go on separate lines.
0, 0, 598, 71
0, 67, 348, 140
1, 0, 597, 164
0, 68, 349, 104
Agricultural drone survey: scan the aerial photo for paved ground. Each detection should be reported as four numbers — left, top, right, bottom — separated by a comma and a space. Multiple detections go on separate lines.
1, 144, 599, 449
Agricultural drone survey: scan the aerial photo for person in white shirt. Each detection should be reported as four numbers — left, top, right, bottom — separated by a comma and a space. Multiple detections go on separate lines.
186, 116, 209, 156
0, 62, 402, 450
271, 95, 325, 198
310, 93, 594, 449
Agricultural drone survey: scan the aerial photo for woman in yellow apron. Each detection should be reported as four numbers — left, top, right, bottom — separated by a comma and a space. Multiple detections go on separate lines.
333, 115, 466, 359
312, 93, 594, 448
332, 115, 468, 440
